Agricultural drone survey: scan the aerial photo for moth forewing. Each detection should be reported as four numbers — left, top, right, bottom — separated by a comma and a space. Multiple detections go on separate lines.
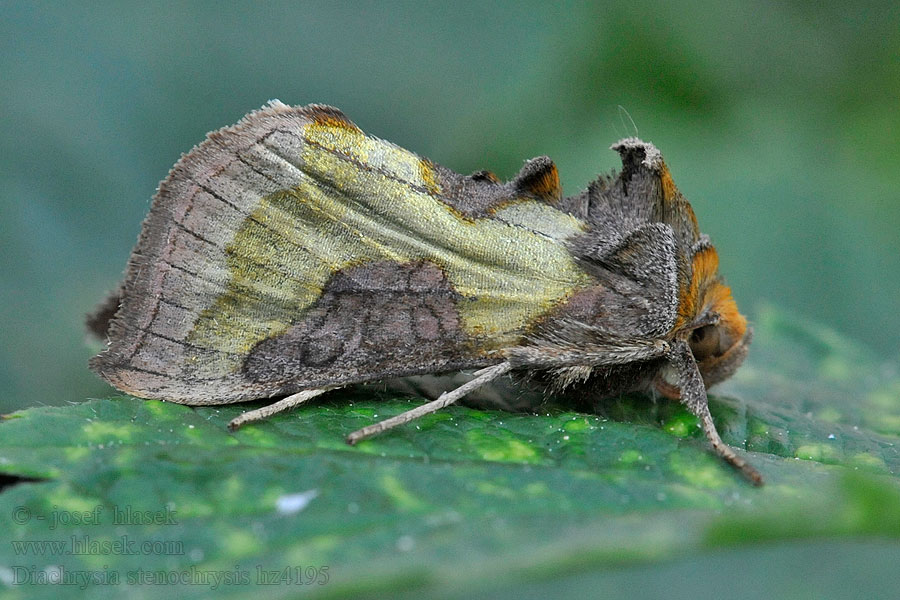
89, 101, 760, 485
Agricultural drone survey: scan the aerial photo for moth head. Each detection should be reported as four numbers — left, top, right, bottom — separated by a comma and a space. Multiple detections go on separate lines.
682, 241, 751, 387
688, 285, 751, 387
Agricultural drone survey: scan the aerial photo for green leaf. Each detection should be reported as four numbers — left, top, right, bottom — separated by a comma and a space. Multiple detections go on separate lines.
1, 305, 899, 599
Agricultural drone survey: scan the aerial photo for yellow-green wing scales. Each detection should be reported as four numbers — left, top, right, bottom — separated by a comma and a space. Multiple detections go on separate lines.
91, 101, 591, 404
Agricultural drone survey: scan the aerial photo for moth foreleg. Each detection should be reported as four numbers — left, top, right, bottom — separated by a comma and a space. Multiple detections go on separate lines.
227, 388, 333, 431
346, 362, 513, 445
667, 340, 764, 486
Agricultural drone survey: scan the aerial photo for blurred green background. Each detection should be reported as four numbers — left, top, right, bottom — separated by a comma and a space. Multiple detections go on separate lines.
2, 1, 899, 414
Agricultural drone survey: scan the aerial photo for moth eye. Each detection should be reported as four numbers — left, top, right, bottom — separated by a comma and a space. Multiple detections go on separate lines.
689, 324, 722, 361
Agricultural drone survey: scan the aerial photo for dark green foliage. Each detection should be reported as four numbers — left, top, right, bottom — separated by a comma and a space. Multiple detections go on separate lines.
1, 307, 898, 598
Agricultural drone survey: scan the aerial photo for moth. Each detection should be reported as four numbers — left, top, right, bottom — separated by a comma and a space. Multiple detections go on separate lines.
88, 101, 760, 484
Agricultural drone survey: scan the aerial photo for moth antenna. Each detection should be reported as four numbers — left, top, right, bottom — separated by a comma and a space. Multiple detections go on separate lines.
667, 340, 764, 486
617, 105, 639, 139
227, 388, 332, 431
346, 362, 513, 445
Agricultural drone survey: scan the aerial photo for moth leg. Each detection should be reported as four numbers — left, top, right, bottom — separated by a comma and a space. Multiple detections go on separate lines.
346, 362, 513, 445
667, 340, 764, 486
227, 388, 332, 431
